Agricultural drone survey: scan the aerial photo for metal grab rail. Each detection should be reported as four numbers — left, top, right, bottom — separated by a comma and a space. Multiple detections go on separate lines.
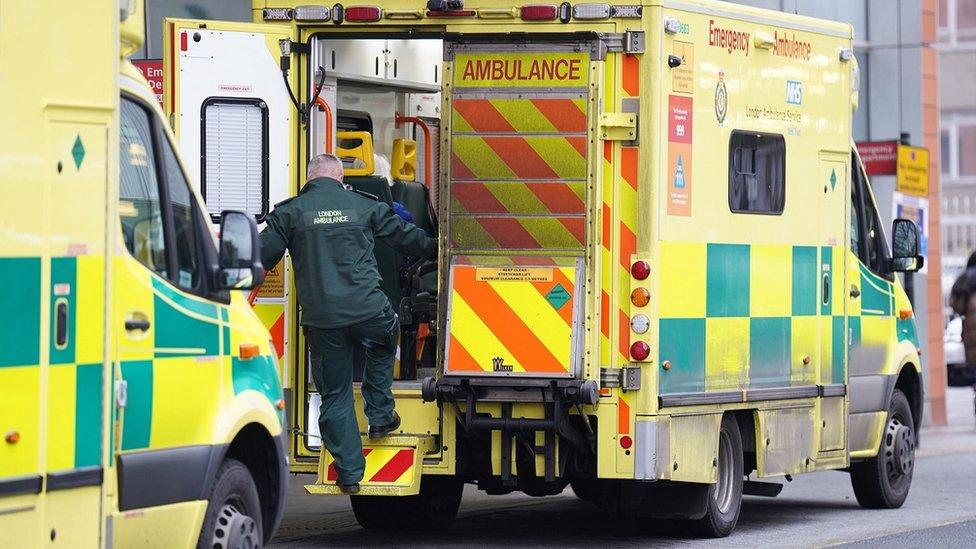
314, 88, 334, 154
394, 112, 432, 189
247, 286, 260, 306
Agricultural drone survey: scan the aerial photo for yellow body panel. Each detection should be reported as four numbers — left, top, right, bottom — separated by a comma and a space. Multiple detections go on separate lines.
1, 2, 284, 546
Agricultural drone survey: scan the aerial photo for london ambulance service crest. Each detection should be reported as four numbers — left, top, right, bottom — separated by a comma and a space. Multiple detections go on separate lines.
714, 71, 728, 124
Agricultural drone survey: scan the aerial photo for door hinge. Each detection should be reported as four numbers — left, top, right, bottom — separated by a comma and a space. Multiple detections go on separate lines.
599, 112, 637, 141
600, 367, 642, 391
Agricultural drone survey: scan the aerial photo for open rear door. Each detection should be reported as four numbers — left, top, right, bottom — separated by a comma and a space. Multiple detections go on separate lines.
163, 19, 293, 220
163, 18, 294, 388
442, 40, 596, 379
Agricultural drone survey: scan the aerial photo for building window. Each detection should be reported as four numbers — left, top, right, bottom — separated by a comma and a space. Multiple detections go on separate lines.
939, 0, 976, 45
201, 97, 269, 221
941, 114, 976, 180
961, 124, 976, 176
728, 131, 786, 215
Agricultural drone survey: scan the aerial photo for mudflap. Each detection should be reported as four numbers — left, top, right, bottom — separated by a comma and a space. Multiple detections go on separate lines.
305, 435, 435, 496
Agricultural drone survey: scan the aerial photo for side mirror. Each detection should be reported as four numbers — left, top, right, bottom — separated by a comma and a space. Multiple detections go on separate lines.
218, 210, 265, 290
889, 218, 924, 273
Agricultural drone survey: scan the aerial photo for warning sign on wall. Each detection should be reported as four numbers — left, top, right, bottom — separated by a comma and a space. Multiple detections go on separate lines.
132, 59, 164, 107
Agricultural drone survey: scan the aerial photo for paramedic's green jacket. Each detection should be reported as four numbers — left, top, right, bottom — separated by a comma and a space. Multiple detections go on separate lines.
259, 177, 437, 328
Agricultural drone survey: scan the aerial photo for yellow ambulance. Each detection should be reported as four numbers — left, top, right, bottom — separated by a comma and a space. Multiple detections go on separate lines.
0, 1, 286, 546
165, 0, 925, 537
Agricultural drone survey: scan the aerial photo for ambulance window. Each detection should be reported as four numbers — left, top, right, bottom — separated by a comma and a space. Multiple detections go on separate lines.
728, 131, 786, 215
851, 155, 892, 279
119, 97, 168, 278
850, 183, 863, 258
201, 98, 269, 222
161, 136, 201, 291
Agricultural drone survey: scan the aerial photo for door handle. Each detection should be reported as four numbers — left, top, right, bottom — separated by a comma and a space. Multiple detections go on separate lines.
850, 285, 861, 299
124, 313, 151, 332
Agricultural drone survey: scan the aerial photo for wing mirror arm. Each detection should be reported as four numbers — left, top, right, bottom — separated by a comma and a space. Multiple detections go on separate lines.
217, 210, 265, 290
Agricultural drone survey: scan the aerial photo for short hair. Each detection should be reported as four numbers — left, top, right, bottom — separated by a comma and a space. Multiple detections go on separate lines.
307, 154, 344, 182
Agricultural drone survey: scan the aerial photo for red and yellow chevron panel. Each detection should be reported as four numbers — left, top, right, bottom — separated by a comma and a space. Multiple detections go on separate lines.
446, 263, 578, 377
325, 447, 416, 485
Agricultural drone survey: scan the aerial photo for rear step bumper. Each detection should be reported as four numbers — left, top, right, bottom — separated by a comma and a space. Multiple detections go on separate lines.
421, 376, 598, 485
305, 435, 435, 496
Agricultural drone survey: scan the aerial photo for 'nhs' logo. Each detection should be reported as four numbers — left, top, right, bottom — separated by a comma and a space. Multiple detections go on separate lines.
786, 80, 803, 105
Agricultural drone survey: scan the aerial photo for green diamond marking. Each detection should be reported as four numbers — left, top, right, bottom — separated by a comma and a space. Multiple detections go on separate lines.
829, 168, 837, 190
71, 135, 85, 169
546, 283, 571, 310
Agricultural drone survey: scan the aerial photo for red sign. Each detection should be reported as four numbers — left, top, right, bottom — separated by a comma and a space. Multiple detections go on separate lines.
668, 95, 693, 144
132, 59, 164, 107
856, 140, 898, 176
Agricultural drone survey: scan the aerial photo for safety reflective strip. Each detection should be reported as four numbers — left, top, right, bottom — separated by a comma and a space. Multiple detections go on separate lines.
449, 267, 568, 373
622, 53, 639, 97
451, 292, 529, 372
369, 449, 414, 483
452, 182, 585, 215
453, 97, 587, 134
327, 448, 373, 481
618, 396, 630, 435
617, 145, 640, 363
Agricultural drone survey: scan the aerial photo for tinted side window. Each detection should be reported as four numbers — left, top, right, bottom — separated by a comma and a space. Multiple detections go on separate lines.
162, 137, 201, 291
728, 131, 786, 214
119, 98, 168, 277
851, 155, 891, 278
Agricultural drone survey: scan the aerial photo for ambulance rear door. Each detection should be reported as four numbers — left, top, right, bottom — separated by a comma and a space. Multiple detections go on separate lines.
441, 38, 604, 380
162, 18, 295, 386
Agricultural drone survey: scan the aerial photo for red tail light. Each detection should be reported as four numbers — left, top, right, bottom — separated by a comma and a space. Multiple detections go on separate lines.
521, 4, 557, 20
631, 260, 650, 280
630, 341, 650, 361
344, 6, 381, 21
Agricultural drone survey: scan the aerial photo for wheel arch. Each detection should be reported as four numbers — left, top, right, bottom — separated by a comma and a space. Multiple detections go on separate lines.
222, 422, 288, 543
894, 362, 923, 440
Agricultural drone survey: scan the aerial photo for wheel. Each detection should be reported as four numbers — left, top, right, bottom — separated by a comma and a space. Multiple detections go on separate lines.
693, 414, 744, 538
351, 476, 462, 531
197, 458, 264, 549
850, 388, 916, 509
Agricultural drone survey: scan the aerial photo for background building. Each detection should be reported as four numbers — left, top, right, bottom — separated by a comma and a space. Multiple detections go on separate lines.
136, 0, 950, 424
939, 0, 976, 293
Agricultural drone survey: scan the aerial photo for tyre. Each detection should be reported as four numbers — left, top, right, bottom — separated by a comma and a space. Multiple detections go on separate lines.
850, 388, 916, 509
197, 458, 264, 549
570, 479, 602, 504
351, 476, 462, 531
693, 414, 744, 538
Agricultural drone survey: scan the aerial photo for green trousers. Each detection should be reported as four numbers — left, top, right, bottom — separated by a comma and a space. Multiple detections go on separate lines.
305, 302, 399, 485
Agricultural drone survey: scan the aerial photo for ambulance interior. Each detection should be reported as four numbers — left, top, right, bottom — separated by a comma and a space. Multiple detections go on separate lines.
307, 37, 444, 388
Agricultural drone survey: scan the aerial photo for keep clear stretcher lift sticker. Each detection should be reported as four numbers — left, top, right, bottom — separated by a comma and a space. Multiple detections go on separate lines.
667, 95, 693, 216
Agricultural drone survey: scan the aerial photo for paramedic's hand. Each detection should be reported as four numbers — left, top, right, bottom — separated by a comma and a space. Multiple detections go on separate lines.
371, 202, 437, 260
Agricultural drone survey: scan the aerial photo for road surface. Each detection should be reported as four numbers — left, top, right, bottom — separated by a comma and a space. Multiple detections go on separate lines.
272, 386, 976, 548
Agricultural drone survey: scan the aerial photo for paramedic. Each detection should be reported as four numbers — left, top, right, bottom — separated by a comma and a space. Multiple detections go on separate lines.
259, 153, 437, 493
